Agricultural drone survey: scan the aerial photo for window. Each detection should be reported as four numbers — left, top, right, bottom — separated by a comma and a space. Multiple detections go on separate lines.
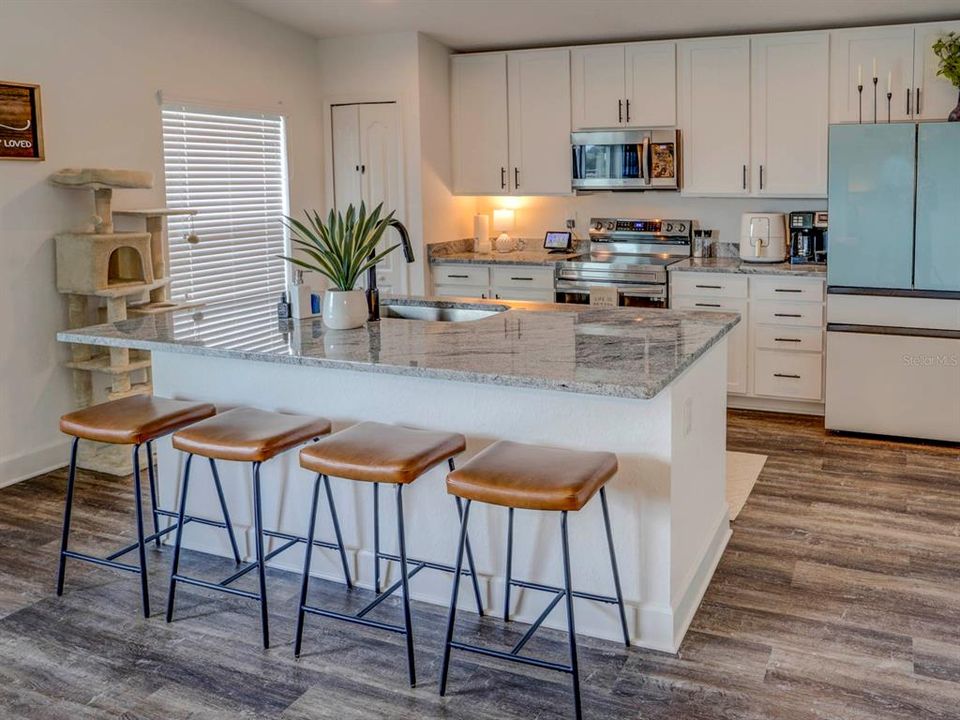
161, 104, 289, 307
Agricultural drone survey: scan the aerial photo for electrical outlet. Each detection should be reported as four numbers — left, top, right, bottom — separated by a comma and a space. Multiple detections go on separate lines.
566, 217, 576, 230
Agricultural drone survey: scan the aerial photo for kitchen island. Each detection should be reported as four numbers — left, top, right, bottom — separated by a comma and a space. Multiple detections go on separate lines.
58, 297, 739, 653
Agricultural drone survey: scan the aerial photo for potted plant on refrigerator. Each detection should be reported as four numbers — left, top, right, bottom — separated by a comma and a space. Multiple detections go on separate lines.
932, 32, 960, 121
280, 202, 404, 330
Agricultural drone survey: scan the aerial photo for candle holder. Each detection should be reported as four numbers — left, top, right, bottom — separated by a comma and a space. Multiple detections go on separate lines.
873, 76, 879, 124
886, 91, 892, 123
857, 84, 864, 124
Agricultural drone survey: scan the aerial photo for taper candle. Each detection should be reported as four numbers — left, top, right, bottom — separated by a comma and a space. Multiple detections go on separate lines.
887, 71, 892, 93
858, 64, 863, 85
872, 57, 877, 79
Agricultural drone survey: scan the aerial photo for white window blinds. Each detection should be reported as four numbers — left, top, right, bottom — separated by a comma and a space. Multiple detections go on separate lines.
161, 105, 289, 306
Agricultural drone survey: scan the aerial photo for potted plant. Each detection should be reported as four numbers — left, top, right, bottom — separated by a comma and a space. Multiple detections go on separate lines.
932, 32, 960, 121
280, 202, 404, 329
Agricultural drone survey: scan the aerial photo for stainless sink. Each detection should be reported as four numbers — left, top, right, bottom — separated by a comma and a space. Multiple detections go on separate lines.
379, 304, 505, 322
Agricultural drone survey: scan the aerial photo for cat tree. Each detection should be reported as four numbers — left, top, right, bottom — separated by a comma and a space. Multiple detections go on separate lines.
52, 168, 196, 474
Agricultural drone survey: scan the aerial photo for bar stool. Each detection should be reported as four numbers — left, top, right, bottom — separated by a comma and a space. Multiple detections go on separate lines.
295, 421, 484, 687
165, 407, 348, 649
56, 395, 240, 618
439, 440, 630, 720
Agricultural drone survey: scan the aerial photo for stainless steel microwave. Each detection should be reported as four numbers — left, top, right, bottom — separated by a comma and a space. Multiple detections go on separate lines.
571, 129, 681, 191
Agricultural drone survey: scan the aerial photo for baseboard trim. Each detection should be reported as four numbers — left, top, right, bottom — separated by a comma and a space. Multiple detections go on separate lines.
0, 438, 71, 489
729, 394, 825, 416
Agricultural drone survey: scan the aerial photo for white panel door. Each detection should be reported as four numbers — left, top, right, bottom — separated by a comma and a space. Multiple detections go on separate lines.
451, 53, 509, 194
913, 22, 960, 121
624, 41, 677, 127
829, 26, 915, 123
571, 44, 626, 129
358, 103, 403, 294
507, 49, 571, 195
751, 32, 829, 197
331, 104, 362, 211
678, 37, 751, 195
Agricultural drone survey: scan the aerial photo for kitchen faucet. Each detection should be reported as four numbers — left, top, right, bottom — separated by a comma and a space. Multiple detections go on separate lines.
366, 218, 415, 321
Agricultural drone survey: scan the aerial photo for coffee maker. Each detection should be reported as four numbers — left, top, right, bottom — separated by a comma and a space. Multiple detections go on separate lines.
789, 211, 828, 265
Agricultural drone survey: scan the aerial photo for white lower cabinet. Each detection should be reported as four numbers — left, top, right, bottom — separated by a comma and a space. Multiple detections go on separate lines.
431, 264, 556, 302
671, 271, 826, 411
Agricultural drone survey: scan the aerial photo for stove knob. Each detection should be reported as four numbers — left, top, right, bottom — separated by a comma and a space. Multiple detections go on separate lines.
677, 223, 686, 233
665, 223, 673, 232
593, 221, 603, 231
606, 221, 615, 230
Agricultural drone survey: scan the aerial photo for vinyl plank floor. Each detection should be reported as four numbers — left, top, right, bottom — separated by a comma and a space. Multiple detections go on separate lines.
0, 409, 958, 719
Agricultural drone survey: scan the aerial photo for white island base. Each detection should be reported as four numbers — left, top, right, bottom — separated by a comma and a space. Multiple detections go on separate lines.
151, 340, 730, 654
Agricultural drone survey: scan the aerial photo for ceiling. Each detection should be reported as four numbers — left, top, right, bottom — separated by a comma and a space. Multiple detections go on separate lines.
231, 0, 960, 51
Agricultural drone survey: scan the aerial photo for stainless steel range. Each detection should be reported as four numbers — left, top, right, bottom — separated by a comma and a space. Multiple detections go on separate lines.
556, 217, 694, 307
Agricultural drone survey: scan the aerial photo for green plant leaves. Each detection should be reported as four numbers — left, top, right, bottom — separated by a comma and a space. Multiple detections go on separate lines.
933, 32, 960, 88
278, 202, 407, 291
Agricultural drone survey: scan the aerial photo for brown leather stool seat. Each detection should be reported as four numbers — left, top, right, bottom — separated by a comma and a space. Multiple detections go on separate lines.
299, 421, 466, 484
446, 440, 618, 512
60, 395, 216, 445
173, 407, 332, 462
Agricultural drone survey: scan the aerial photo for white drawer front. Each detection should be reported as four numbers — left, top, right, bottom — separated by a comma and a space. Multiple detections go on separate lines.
752, 301, 824, 327
491, 266, 555, 289
754, 350, 823, 400
433, 264, 490, 287
670, 296, 745, 313
750, 275, 825, 302
754, 325, 824, 352
434, 284, 489, 299
493, 288, 556, 302
671, 272, 748, 299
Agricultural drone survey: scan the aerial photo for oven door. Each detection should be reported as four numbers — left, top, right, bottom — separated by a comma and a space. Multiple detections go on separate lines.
571, 129, 679, 190
555, 280, 668, 308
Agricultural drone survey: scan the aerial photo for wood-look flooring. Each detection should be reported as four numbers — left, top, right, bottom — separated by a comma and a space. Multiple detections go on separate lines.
0, 410, 957, 719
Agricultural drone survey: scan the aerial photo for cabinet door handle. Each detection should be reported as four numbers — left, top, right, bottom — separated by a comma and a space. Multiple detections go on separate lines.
774, 312, 803, 318
447, 274, 469, 279
916, 87, 922, 115
355, 165, 360, 172
360, 164, 365, 174
759, 165, 764, 190
907, 88, 912, 116
514, 167, 519, 189
774, 288, 802, 293
625, 99, 631, 123
774, 373, 801, 379
742, 164, 747, 190
695, 302, 722, 308
695, 284, 722, 289
618, 99, 623, 123
481, 292, 486, 299
500, 167, 506, 189
774, 337, 802, 343
495, 293, 500, 299
510, 276, 534, 281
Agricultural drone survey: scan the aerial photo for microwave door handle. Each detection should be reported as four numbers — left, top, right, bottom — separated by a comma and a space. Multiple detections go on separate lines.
642, 136, 651, 186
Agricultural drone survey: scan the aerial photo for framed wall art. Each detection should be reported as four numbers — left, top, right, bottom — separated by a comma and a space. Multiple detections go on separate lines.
0, 81, 44, 160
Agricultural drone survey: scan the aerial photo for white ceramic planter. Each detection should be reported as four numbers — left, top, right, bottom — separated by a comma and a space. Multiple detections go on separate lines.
322, 289, 368, 330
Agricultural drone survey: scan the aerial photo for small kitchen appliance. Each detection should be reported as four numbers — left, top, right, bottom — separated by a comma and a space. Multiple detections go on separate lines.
555, 217, 693, 307
739, 212, 787, 263
571, 129, 680, 191
788, 211, 828, 265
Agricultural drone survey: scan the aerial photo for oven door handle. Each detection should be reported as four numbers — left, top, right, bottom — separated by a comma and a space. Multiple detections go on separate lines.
556, 281, 666, 299
641, 136, 651, 186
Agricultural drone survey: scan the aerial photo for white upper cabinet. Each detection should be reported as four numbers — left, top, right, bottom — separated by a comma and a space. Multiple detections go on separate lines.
452, 50, 570, 195
751, 32, 829, 197
678, 37, 752, 196
572, 41, 676, 129
452, 53, 509, 194
830, 27, 915, 123
571, 45, 626, 129
913, 22, 960, 121
507, 49, 572, 195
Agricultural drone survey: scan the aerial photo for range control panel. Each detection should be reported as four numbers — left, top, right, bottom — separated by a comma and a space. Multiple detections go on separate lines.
589, 217, 694, 238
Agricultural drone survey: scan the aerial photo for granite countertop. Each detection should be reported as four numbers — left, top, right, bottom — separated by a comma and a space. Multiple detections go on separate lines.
428, 238, 581, 266
669, 258, 827, 277
58, 297, 739, 400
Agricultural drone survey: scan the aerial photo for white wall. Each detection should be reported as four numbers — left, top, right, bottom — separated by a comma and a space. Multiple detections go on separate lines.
0, 0, 323, 485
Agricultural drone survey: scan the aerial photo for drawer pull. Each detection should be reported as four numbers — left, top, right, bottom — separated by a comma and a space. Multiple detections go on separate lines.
695, 303, 722, 308
774, 373, 801, 379
774, 337, 802, 343
774, 312, 803, 318
695, 284, 722, 289
446, 274, 470, 279
774, 288, 803, 293
510, 276, 534, 281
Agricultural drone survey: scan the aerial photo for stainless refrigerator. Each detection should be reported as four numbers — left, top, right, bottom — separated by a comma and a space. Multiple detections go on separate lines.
825, 122, 960, 442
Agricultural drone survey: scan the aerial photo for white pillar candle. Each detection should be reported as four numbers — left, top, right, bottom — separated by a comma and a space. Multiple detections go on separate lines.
858, 64, 863, 85
887, 71, 892, 93
872, 57, 877, 79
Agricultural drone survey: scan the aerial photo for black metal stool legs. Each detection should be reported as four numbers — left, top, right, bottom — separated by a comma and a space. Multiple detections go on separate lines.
131, 443, 151, 617
323, 475, 353, 590
165, 453, 193, 623
209, 458, 242, 564
600, 487, 630, 647
145, 441, 161, 548
439, 498, 472, 696
55, 437, 80, 597
373, 482, 381, 594
252, 461, 270, 648
395, 484, 416, 686
294, 473, 323, 658
560, 510, 582, 720
504, 506, 514, 621
449, 458, 484, 617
